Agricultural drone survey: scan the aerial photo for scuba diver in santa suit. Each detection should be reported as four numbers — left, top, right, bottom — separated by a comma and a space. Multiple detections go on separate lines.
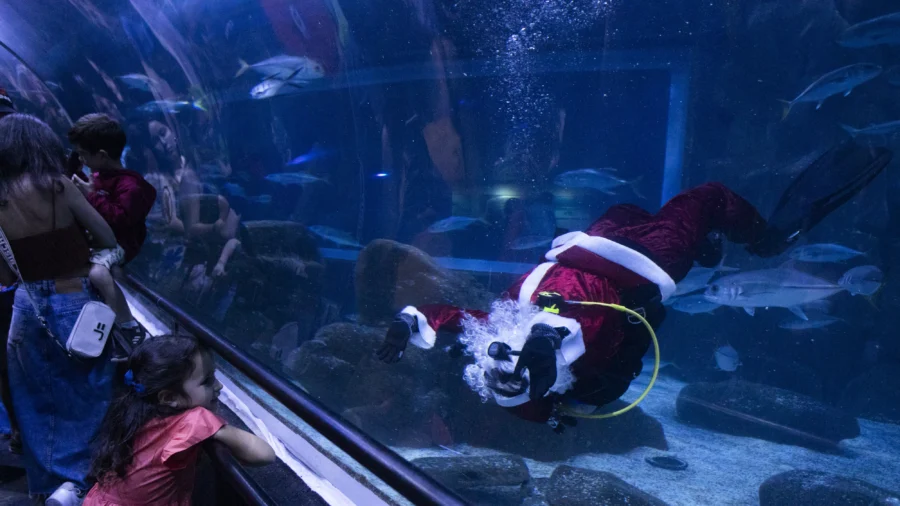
375, 142, 891, 430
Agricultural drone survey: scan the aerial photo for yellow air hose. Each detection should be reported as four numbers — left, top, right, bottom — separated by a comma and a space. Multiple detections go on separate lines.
558, 301, 660, 419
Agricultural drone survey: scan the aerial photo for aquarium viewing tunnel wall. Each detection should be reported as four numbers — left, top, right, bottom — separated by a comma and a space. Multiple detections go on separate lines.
1, 0, 900, 504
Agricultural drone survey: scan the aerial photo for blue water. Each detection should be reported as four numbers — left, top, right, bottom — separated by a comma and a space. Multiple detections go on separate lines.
2, 0, 900, 503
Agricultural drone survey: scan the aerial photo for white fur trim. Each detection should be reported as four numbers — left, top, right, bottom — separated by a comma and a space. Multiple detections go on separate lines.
400, 306, 436, 349
518, 262, 556, 307
545, 233, 676, 301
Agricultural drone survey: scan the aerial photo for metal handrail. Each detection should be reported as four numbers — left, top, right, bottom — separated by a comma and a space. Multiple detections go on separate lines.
206, 440, 276, 505
124, 274, 468, 506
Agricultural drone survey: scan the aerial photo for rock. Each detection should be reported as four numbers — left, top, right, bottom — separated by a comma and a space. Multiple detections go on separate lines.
411, 456, 530, 506
354, 239, 495, 324
676, 381, 860, 450
411, 455, 530, 489
840, 364, 900, 424
455, 399, 668, 462
545, 466, 668, 506
759, 470, 900, 506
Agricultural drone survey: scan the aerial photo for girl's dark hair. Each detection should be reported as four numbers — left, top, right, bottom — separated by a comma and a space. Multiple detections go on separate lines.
0, 113, 66, 197
90, 334, 205, 481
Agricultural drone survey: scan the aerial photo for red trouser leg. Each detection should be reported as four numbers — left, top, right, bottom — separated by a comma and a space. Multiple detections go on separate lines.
595, 183, 768, 282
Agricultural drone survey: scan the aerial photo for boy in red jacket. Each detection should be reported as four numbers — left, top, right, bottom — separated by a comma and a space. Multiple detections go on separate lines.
68, 114, 157, 361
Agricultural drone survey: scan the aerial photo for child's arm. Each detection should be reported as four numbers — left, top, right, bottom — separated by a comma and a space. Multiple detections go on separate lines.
213, 238, 241, 277
212, 425, 276, 466
63, 177, 117, 249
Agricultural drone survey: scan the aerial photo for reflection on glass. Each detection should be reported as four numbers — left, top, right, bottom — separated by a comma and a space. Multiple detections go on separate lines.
1, 0, 900, 504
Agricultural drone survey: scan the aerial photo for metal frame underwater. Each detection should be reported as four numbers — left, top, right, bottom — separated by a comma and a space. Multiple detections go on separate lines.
319, 48, 692, 274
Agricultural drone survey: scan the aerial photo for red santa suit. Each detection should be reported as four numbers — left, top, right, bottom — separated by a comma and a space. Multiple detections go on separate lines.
399, 183, 768, 422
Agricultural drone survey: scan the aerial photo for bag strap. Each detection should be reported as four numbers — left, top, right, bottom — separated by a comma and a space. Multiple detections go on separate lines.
0, 222, 56, 339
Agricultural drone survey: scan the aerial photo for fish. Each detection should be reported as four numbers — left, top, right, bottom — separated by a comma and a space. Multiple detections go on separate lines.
117, 73, 157, 91
714, 345, 741, 372
265, 172, 323, 186
247, 194, 273, 204
136, 99, 205, 115
778, 316, 843, 330
427, 216, 484, 233
838, 12, 900, 48
250, 79, 290, 99
671, 294, 721, 315
554, 168, 645, 198
840, 120, 900, 139
289, 5, 310, 39
704, 266, 882, 319
780, 64, 882, 118
674, 258, 739, 296
838, 265, 883, 297
789, 243, 865, 263
509, 235, 553, 250
308, 225, 362, 248
44, 81, 63, 91
286, 145, 334, 165
236, 55, 325, 81
223, 183, 246, 197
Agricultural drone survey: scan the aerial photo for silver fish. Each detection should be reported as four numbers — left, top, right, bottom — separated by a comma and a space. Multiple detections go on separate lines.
671, 294, 721, 315
838, 12, 900, 48
117, 73, 157, 91
427, 216, 483, 233
781, 64, 882, 118
789, 243, 865, 263
236, 55, 324, 81
136, 99, 205, 114
714, 345, 741, 372
265, 172, 323, 185
841, 120, 900, 139
251, 79, 290, 99
308, 226, 362, 248
704, 266, 881, 319
509, 235, 553, 250
554, 168, 644, 198
778, 316, 843, 330
838, 265, 883, 297
674, 258, 738, 296
247, 194, 273, 204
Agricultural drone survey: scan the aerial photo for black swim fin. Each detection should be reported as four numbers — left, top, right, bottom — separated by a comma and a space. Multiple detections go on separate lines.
749, 140, 892, 257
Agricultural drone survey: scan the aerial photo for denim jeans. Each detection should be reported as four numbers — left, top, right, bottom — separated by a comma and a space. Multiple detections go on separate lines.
7, 279, 114, 495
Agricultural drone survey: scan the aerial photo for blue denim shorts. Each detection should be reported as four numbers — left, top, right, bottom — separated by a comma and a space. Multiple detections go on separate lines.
7, 278, 114, 495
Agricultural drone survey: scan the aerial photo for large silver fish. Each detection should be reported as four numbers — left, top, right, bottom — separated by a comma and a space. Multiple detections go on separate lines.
308, 226, 362, 248
554, 168, 644, 198
789, 243, 865, 263
671, 294, 721, 315
838, 12, 900, 48
781, 64, 882, 118
673, 258, 738, 296
236, 55, 324, 81
703, 266, 881, 319
841, 120, 900, 139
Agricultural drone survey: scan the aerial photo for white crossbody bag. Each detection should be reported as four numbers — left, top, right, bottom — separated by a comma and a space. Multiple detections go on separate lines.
0, 223, 115, 359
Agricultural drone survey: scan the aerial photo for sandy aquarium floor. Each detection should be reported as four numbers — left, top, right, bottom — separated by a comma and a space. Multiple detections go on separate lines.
396, 373, 900, 506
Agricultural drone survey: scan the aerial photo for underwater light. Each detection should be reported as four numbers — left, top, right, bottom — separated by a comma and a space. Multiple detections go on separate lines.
374, 172, 389, 178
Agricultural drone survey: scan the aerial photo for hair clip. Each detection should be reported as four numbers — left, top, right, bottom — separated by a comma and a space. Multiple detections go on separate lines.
124, 369, 146, 395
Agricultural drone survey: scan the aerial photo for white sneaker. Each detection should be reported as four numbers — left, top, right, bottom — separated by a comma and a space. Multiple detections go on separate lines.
45, 481, 85, 506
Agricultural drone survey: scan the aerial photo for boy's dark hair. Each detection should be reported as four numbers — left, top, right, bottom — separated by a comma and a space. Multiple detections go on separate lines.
90, 334, 205, 481
0, 113, 66, 198
68, 113, 127, 160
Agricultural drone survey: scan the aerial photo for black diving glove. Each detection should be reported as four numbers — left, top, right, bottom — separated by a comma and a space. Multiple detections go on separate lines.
514, 324, 562, 402
376, 313, 417, 364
